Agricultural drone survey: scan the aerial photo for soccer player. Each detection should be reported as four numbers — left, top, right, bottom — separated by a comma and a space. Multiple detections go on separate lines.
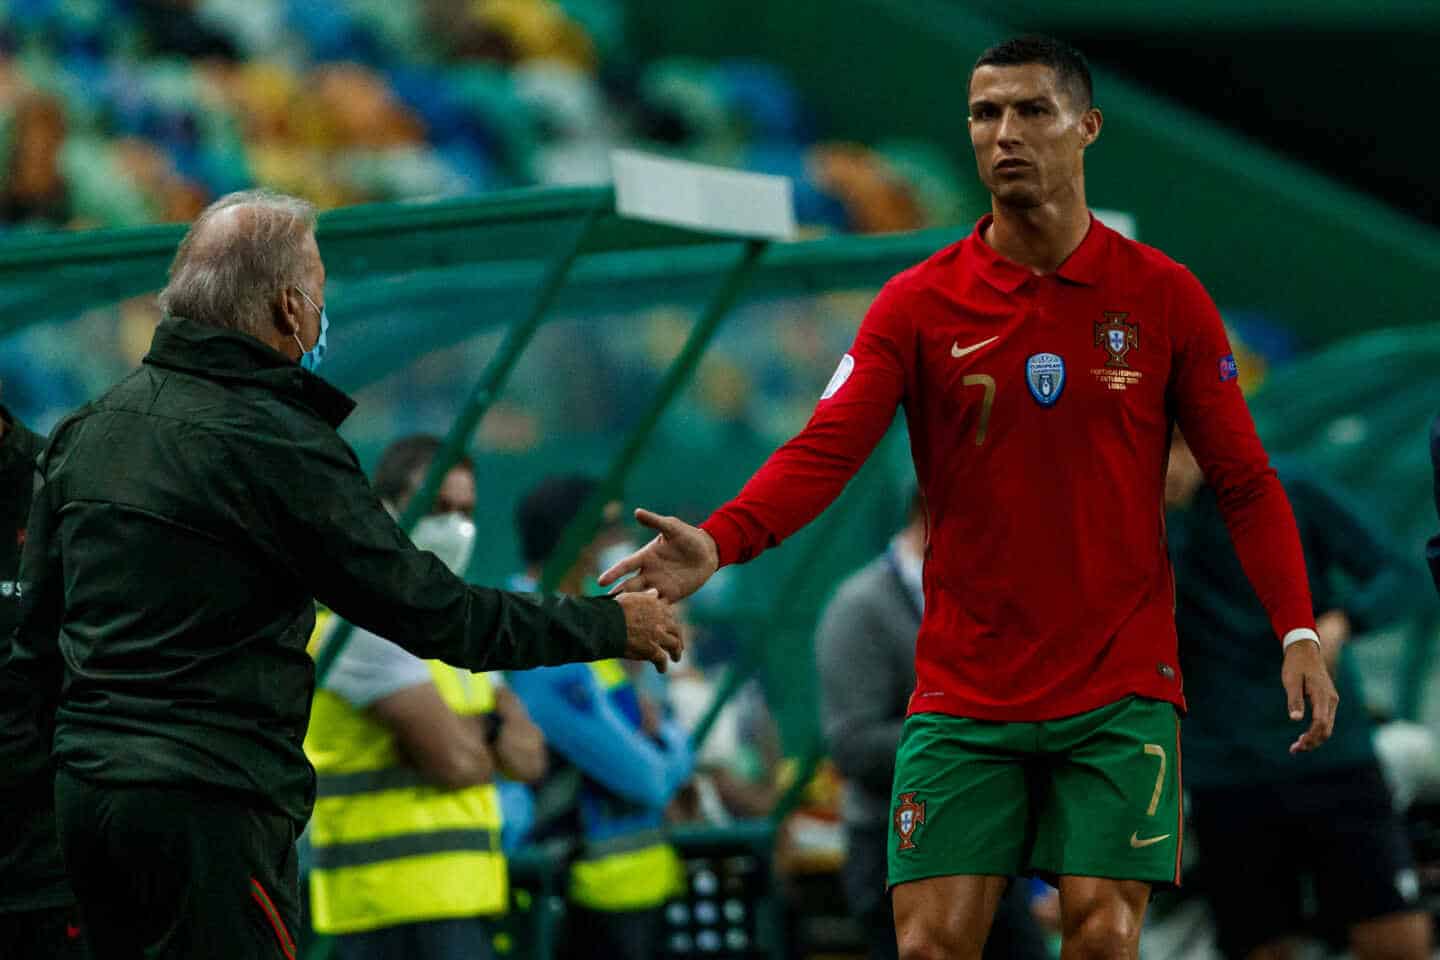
599, 36, 1338, 959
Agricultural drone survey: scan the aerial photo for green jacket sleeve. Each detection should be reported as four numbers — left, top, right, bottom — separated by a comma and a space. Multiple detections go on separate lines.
249, 421, 627, 672
0, 455, 65, 788
1429, 414, 1439, 593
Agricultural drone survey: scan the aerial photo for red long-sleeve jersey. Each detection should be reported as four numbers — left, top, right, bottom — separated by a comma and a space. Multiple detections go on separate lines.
702, 215, 1316, 721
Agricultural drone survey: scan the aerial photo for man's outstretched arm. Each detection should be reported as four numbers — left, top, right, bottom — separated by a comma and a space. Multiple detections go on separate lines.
253, 425, 685, 673
602, 280, 912, 600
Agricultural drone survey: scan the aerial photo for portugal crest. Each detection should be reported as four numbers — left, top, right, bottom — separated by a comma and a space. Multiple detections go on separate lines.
1095, 312, 1139, 368
894, 792, 927, 850
1025, 352, 1065, 407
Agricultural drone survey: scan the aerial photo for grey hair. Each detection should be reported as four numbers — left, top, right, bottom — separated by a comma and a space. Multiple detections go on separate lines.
157, 190, 319, 338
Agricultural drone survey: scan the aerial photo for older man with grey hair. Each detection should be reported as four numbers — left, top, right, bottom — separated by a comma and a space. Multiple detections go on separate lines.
0, 190, 683, 960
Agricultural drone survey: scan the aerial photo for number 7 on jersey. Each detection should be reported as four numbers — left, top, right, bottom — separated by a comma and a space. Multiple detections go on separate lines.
963, 374, 995, 446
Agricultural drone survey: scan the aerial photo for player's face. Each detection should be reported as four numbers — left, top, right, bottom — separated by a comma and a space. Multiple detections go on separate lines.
967, 64, 1100, 209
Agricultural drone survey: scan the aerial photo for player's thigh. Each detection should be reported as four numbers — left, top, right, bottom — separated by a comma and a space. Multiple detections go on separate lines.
888, 712, 1034, 886
1189, 790, 1305, 957
1032, 697, 1182, 885
892, 874, 1010, 960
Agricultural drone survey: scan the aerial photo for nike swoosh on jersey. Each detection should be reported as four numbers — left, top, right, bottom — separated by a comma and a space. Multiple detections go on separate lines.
951, 336, 1000, 358
1129, 831, 1172, 849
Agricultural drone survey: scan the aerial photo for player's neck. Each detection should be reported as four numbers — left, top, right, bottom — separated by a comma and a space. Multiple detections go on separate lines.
984, 195, 1091, 276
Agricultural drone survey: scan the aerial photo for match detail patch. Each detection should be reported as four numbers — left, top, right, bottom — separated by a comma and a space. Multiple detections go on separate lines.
821, 354, 855, 400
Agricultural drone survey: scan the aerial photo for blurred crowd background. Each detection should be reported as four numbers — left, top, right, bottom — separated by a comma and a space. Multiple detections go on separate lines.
0, 0, 979, 234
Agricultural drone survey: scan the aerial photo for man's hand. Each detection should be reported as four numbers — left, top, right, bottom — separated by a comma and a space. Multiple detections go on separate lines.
598, 509, 719, 603
615, 588, 685, 673
1282, 638, 1339, 754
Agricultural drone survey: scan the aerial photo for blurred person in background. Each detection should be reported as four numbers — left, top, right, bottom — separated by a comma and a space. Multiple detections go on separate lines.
506, 474, 694, 960
304, 434, 547, 960
0, 190, 682, 960
602, 35, 1337, 960
0, 398, 84, 958
665, 649, 782, 824
1430, 413, 1439, 594
1166, 429, 1432, 960
0, 93, 73, 229
816, 491, 1048, 960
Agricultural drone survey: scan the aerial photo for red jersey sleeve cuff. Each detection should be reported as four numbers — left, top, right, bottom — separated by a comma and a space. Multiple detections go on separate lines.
699, 513, 746, 568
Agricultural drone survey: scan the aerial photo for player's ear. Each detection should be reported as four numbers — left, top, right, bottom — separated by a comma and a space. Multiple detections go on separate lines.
1079, 107, 1103, 147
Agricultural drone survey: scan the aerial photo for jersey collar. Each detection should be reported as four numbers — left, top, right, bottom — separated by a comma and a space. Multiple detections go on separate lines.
968, 213, 1109, 292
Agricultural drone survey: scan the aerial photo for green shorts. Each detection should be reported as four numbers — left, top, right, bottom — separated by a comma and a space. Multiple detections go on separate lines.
888, 696, 1183, 888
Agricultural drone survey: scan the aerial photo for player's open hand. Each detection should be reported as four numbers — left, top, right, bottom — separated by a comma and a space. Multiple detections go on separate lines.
597, 508, 719, 603
1282, 638, 1339, 754
615, 588, 684, 673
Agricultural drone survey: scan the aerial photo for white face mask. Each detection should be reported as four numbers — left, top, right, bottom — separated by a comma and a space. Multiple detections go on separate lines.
412, 512, 478, 577
595, 540, 640, 581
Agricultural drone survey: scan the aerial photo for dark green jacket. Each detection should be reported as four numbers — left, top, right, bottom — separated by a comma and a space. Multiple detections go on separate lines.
0, 407, 70, 912
1170, 466, 1422, 790
5, 319, 627, 830
0, 407, 42, 665
1429, 413, 1439, 592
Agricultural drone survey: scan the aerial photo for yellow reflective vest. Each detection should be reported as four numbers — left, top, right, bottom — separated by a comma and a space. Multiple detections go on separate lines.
568, 660, 684, 912
305, 619, 506, 935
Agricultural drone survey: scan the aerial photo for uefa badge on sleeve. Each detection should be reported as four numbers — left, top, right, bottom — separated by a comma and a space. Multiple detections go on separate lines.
1025, 353, 1065, 407
1218, 353, 1239, 382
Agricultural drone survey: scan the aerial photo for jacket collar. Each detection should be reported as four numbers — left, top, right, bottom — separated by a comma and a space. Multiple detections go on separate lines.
967, 212, 1109, 293
143, 318, 356, 428
0, 405, 43, 473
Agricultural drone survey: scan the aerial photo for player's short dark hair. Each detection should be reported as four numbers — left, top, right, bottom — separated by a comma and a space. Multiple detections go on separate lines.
373, 434, 474, 510
515, 473, 599, 568
972, 35, 1093, 111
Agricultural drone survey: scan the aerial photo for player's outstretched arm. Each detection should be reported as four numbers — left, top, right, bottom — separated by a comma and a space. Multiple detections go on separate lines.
599, 508, 719, 603
1281, 638, 1339, 754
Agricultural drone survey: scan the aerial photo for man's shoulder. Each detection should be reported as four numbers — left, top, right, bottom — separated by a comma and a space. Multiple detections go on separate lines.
884, 235, 971, 297
102, 362, 342, 448
1102, 227, 1196, 287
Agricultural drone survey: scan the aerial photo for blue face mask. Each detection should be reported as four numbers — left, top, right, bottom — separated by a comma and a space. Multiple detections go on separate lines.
294, 288, 329, 373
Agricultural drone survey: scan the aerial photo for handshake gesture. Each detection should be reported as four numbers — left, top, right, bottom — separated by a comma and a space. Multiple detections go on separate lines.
606, 509, 721, 673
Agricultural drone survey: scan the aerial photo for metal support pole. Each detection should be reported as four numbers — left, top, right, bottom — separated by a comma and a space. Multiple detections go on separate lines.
689, 427, 900, 753
537, 239, 768, 593
314, 202, 604, 689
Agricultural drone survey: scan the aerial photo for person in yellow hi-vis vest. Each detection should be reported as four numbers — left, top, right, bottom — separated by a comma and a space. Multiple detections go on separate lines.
305, 436, 548, 960
506, 475, 694, 960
